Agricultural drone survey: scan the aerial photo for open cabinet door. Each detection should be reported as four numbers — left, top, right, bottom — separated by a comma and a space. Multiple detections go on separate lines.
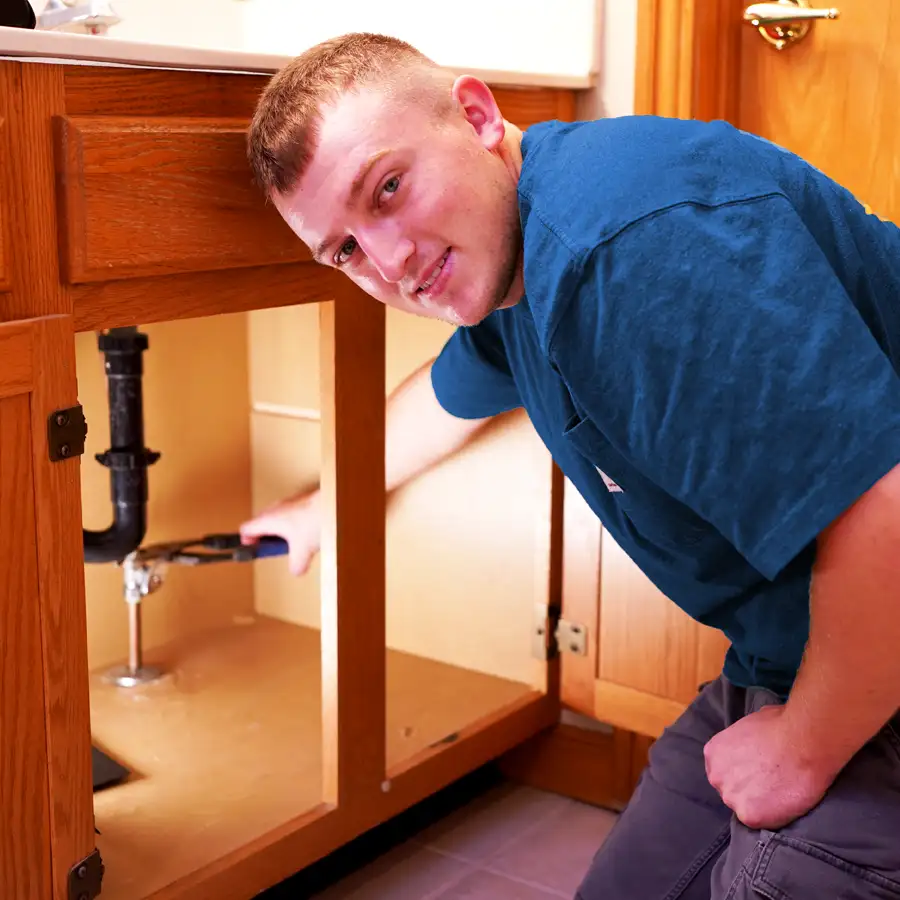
554, 0, 900, 743
0, 315, 95, 900
557, 482, 728, 740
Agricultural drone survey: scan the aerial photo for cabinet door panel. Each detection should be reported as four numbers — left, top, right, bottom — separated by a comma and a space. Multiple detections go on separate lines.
598, 532, 727, 706
0, 390, 50, 899
0, 315, 93, 900
560, 479, 729, 739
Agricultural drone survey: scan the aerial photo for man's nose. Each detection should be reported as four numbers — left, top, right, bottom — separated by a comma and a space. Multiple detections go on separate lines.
360, 228, 414, 284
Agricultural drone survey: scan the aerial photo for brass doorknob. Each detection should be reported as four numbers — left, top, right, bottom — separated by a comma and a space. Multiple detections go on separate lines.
744, 0, 840, 50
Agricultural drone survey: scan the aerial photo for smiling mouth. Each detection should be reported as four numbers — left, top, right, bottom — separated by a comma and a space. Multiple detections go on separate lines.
416, 248, 451, 298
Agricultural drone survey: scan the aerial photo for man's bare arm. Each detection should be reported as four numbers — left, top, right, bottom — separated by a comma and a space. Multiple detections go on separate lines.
240, 358, 494, 573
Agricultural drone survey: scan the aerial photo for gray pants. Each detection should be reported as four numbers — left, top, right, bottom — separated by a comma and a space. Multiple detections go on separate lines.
575, 676, 900, 899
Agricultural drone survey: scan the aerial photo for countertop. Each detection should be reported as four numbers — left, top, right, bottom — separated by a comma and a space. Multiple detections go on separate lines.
0, 25, 594, 87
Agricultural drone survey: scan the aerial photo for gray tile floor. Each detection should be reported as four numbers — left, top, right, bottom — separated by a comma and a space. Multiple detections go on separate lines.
313, 783, 618, 899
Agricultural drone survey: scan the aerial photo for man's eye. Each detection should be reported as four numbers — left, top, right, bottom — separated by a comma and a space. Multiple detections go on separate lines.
336, 237, 357, 265
382, 176, 400, 197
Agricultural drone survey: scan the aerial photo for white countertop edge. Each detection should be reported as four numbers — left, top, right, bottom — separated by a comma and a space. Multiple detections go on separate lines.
0, 26, 595, 88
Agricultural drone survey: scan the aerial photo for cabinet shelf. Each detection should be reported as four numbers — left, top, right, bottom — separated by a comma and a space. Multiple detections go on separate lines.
90, 615, 538, 900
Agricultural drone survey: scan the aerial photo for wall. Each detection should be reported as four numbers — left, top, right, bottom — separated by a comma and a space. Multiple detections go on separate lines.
75, 0, 599, 81
598, 0, 637, 118
78, 313, 254, 672
238, 0, 598, 80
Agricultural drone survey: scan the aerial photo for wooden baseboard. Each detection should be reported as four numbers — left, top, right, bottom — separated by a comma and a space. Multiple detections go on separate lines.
498, 723, 652, 812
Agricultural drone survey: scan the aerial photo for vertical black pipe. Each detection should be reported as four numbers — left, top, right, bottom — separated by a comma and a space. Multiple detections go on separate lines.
0, 1, 36, 28
83, 327, 160, 564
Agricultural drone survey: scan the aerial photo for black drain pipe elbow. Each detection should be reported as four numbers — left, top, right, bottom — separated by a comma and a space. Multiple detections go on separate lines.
83, 327, 161, 564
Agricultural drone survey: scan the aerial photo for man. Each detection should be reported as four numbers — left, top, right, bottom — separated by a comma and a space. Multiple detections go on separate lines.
241, 32, 900, 899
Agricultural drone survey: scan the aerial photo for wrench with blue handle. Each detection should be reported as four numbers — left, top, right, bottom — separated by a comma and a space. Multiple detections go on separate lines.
138, 532, 290, 566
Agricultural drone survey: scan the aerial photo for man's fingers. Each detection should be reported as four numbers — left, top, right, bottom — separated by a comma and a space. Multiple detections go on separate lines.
240, 514, 284, 542
239, 511, 316, 577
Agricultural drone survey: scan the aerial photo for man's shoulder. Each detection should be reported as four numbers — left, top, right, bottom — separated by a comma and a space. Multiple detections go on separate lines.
518, 115, 788, 251
516, 116, 791, 349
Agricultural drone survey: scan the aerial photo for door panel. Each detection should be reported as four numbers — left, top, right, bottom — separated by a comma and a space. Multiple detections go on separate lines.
30, 316, 95, 900
0, 315, 94, 900
565, 0, 896, 740
0, 390, 51, 899
560, 479, 728, 738
597, 532, 728, 707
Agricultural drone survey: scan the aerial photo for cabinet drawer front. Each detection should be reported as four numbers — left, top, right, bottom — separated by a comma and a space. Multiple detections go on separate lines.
493, 85, 577, 130
54, 116, 309, 283
52, 85, 575, 286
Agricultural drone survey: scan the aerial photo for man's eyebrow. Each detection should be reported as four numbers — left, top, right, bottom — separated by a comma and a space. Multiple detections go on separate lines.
349, 149, 390, 206
312, 149, 391, 265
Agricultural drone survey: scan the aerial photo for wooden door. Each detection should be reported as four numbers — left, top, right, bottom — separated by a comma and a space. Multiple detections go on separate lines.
0, 315, 95, 900
736, 0, 898, 223
559, 0, 899, 739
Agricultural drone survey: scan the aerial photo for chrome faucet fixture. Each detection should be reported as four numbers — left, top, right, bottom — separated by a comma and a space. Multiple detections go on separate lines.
37, 0, 121, 34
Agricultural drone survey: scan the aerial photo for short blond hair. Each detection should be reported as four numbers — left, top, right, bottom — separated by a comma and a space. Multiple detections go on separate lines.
248, 32, 446, 197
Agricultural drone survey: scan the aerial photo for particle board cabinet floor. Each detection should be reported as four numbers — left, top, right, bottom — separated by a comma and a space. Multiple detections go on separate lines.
89, 616, 536, 900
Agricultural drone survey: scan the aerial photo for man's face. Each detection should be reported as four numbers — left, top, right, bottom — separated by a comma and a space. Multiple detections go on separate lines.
272, 75, 523, 327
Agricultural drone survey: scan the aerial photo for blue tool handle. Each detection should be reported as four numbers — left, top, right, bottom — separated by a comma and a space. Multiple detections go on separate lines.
252, 535, 290, 558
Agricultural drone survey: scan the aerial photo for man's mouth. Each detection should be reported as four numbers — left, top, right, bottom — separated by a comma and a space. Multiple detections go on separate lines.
416, 248, 451, 299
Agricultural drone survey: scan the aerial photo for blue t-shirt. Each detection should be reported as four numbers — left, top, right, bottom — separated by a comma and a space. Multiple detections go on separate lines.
430, 115, 900, 698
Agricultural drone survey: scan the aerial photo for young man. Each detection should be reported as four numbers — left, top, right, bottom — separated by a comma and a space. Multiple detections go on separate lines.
242, 32, 900, 900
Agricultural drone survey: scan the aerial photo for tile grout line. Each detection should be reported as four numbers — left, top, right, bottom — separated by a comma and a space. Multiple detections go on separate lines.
475, 802, 619, 897
417, 847, 478, 900
477, 863, 571, 898
414, 799, 580, 898
418, 853, 569, 900
420, 795, 576, 869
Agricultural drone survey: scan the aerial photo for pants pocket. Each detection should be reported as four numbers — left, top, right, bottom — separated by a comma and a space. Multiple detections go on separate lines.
750, 833, 900, 900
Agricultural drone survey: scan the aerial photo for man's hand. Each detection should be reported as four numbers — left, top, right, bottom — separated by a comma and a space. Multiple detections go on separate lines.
706, 460, 900, 831
703, 704, 837, 829
240, 489, 322, 577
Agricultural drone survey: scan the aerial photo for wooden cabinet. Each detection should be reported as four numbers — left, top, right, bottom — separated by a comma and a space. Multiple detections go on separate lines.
0, 56, 583, 900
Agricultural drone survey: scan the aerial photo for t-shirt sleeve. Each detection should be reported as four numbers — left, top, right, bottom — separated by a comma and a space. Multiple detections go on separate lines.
430, 315, 521, 420
550, 194, 900, 581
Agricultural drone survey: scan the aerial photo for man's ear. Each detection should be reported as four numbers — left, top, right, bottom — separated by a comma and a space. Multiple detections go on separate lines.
451, 75, 505, 150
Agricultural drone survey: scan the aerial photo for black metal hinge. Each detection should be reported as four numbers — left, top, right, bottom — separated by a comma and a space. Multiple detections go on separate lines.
68, 848, 104, 900
48, 405, 87, 462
